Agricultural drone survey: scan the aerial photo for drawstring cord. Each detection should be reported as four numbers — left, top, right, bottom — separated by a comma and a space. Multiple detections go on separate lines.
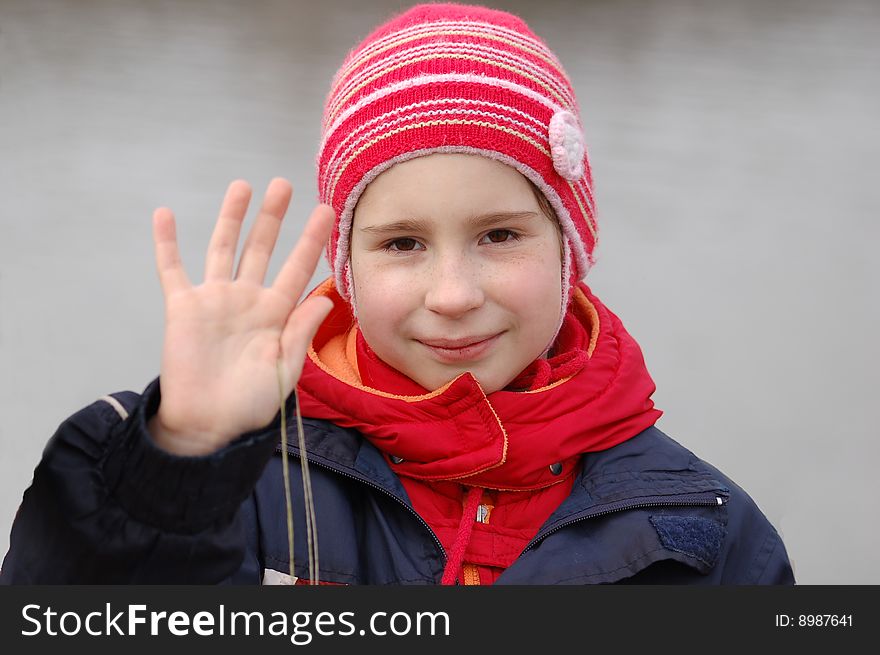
440, 486, 483, 585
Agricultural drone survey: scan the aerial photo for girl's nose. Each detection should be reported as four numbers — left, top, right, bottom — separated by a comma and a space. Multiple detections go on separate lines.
424, 253, 485, 318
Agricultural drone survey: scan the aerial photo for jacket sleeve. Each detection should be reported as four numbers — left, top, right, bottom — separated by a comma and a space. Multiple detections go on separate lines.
0, 378, 278, 584
718, 482, 796, 585
747, 523, 795, 585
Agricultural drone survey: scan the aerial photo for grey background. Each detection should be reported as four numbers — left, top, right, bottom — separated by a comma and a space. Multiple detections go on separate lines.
1, 0, 877, 584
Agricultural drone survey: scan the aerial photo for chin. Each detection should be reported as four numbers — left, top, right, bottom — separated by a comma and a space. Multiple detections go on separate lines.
405, 357, 515, 394
452, 368, 508, 394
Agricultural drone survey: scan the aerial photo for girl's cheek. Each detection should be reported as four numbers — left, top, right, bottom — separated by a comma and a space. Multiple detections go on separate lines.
493, 249, 563, 314
369, 266, 420, 298
353, 266, 417, 321
353, 252, 413, 285
490, 248, 561, 286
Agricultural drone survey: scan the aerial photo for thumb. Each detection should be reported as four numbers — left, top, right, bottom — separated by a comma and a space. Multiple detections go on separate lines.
279, 294, 335, 388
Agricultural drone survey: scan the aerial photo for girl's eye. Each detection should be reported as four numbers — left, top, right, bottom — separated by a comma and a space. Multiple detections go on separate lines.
481, 229, 520, 244
385, 237, 423, 252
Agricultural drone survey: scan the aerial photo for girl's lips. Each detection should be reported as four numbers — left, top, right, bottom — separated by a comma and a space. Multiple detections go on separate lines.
417, 333, 503, 362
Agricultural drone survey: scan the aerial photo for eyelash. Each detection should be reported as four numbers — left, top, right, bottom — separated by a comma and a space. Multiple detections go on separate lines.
481, 229, 522, 245
381, 230, 522, 253
383, 237, 423, 253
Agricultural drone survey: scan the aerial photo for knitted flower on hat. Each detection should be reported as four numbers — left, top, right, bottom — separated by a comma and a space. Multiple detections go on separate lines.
316, 3, 597, 302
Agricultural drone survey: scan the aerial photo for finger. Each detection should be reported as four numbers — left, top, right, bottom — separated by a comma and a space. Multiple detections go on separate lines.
235, 177, 292, 284
152, 207, 191, 294
205, 180, 252, 281
271, 203, 335, 301
280, 295, 334, 384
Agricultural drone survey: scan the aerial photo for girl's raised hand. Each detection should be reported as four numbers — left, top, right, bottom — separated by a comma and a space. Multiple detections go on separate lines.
148, 178, 334, 455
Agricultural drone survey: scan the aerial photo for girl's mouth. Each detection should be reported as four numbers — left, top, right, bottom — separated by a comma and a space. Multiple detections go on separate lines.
417, 333, 503, 362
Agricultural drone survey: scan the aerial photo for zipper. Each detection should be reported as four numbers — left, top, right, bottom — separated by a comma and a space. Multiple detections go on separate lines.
277, 444, 726, 572
523, 491, 728, 553
274, 444, 448, 565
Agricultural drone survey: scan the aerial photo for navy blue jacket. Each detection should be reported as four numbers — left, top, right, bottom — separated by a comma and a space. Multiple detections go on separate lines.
1, 379, 794, 584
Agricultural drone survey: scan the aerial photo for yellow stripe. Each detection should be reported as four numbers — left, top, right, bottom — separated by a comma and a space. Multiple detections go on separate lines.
324, 107, 546, 198
327, 52, 570, 127
330, 45, 569, 120
352, 25, 559, 68
321, 98, 548, 197
328, 119, 551, 201
568, 180, 597, 242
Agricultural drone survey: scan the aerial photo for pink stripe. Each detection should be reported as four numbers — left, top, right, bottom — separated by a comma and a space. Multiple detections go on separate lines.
351, 20, 560, 63
570, 177, 596, 227
331, 46, 571, 119
321, 73, 563, 151
328, 40, 574, 118
322, 106, 551, 199
338, 20, 565, 82
326, 118, 555, 205
328, 53, 571, 126
325, 96, 546, 164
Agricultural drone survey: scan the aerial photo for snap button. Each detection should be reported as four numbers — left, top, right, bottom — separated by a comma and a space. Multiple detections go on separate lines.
549, 462, 563, 476
390, 455, 404, 464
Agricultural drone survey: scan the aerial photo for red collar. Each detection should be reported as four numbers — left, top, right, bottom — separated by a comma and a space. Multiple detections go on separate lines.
354, 301, 591, 393
297, 279, 662, 491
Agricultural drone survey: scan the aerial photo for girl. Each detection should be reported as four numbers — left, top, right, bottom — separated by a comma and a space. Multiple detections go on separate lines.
1, 3, 792, 585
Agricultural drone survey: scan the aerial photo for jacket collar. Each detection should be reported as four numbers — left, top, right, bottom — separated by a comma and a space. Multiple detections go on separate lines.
296, 278, 663, 491
282, 420, 728, 523
279, 421, 731, 582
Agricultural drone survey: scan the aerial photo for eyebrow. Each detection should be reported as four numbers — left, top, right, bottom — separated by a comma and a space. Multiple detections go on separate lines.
359, 210, 539, 236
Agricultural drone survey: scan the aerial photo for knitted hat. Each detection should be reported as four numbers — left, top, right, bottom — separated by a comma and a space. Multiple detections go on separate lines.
316, 2, 597, 311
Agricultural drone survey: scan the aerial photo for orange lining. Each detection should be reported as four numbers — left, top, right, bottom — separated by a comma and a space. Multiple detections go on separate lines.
521, 286, 600, 394
308, 333, 458, 403
305, 277, 600, 399
305, 278, 455, 400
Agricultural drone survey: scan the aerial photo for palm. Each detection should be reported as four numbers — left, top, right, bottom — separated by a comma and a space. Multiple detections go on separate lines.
150, 179, 334, 455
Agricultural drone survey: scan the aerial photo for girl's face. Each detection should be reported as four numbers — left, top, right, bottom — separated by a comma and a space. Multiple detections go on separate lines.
350, 153, 562, 394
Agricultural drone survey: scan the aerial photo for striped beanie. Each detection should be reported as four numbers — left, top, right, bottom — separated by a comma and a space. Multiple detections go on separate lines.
316, 3, 597, 308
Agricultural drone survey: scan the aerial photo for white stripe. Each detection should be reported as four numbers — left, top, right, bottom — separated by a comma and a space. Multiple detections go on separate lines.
324, 104, 546, 198
328, 48, 571, 126
350, 20, 558, 63
577, 175, 596, 210
323, 106, 550, 200
328, 40, 573, 120
321, 73, 564, 154
99, 394, 128, 421
338, 19, 564, 81
322, 93, 547, 163
570, 176, 596, 225
327, 118, 551, 204
323, 97, 545, 192
569, 177, 597, 237
340, 39, 569, 99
